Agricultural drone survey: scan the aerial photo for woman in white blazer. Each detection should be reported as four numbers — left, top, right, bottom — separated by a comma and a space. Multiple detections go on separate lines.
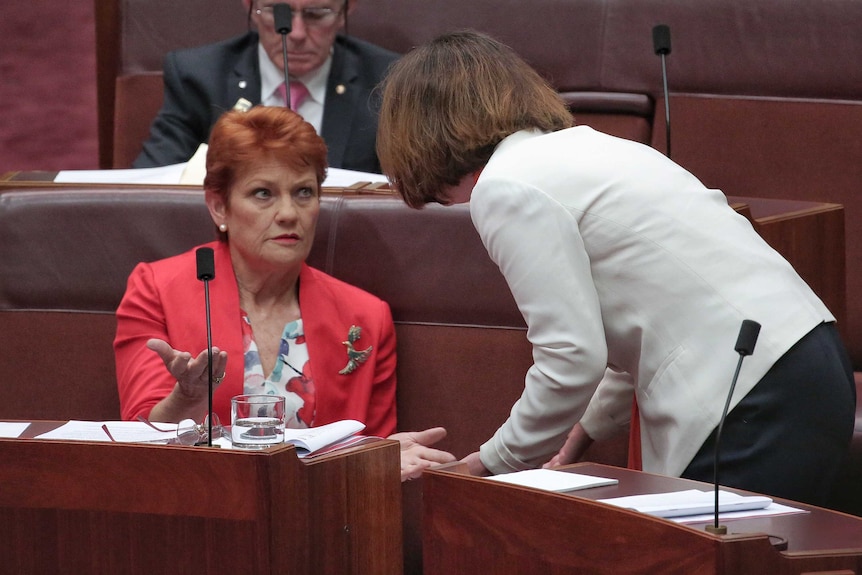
376, 30, 856, 506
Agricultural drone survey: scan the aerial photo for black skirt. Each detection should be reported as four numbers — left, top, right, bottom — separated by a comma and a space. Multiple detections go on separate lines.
681, 322, 856, 506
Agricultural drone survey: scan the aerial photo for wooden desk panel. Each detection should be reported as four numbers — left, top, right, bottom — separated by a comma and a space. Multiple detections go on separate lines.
423, 462, 862, 575
0, 424, 402, 575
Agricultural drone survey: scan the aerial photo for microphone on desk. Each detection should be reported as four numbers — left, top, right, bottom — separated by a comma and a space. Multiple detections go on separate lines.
705, 319, 761, 535
652, 24, 672, 159
273, 3, 294, 109
196, 247, 216, 447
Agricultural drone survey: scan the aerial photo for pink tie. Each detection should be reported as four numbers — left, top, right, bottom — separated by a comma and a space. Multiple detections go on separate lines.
277, 81, 309, 111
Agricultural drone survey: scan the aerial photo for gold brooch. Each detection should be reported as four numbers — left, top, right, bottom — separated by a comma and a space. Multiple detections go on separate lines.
339, 325, 373, 375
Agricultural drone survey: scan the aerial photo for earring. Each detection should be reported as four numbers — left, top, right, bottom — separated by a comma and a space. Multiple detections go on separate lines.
218, 223, 228, 232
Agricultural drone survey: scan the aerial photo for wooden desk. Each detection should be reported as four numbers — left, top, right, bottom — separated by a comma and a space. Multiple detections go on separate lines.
423, 462, 862, 574
0, 422, 403, 575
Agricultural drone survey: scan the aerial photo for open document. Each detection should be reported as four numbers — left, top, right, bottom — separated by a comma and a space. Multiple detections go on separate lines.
284, 419, 367, 457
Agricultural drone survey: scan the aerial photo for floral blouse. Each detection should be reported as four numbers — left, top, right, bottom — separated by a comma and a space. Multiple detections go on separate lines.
240, 313, 315, 429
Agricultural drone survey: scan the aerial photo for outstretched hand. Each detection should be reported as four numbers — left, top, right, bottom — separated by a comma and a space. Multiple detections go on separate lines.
146, 338, 228, 400
388, 427, 457, 482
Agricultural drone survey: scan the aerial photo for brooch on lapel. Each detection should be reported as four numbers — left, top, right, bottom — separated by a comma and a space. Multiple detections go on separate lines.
339, 325, 373, 375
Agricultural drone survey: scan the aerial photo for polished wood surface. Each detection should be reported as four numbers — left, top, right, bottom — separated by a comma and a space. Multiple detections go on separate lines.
422, 462, 862, 575
0, 422, 402, 575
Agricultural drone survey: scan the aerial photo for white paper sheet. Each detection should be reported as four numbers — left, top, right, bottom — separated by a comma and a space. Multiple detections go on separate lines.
0, 422, 30, 438
323, 167, 388, 187
599, 489, 805, 522
55, 163, 188, 185
485, 469, 619, 492
54, 164, 388, 188
669, 501, 806, 524
34, 420, 179, 443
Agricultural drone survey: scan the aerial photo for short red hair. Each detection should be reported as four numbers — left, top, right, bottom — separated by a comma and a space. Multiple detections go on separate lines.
204, 106, 328, 203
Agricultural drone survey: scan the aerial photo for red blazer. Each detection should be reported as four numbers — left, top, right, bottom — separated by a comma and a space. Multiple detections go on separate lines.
114, 241, 397, 437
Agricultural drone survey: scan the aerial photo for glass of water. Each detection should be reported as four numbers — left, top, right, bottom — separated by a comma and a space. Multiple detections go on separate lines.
230, 394, 286, 449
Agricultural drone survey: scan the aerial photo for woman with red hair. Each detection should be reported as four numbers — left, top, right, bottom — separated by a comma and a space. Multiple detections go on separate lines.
115, 105, 453, 480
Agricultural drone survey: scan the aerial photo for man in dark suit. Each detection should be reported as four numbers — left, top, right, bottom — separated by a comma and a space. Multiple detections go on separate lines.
133, 0, 398, 173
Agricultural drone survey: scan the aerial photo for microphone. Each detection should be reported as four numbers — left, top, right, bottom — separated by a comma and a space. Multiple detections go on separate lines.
196, 247, 215, 281
705, 319, 761, 535
196, 247, 216, 447
272, 3, 293, 109
652, 24, 672, 159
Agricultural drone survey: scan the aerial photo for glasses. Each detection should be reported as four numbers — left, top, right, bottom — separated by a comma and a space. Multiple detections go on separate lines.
254, 3, 343, 28
176, 414, 228, 446
137, 414, 228, 446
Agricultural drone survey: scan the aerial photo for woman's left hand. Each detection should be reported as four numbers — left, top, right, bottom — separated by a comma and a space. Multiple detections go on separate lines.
542, 422, 593, 469
461, 451, 491, 477
388, 427, 457, 482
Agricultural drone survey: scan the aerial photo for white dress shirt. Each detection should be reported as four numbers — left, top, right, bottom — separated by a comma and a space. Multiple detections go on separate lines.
258, 43, 331, 134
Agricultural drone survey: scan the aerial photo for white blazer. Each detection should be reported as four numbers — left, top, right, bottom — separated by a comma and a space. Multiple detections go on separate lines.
473, 127, 833, 477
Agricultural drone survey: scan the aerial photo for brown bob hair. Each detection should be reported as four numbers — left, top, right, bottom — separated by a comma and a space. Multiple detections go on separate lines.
204, 105, 328, 205
377, 30, 573, 208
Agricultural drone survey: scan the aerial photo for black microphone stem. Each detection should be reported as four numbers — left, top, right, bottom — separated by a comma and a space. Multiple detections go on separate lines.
706, 319, 761, 535
660, 54, 671, 159
196, 246, 216, 447
204, 279, 213, 447
708, 355, 744, 534
273, 4, 293, 109
280, 35, 291, 108
652, 24, 672, 159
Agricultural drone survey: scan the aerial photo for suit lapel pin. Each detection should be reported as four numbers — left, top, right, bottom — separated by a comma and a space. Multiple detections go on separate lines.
339, 325, 372, 375
336, 84, 346, 95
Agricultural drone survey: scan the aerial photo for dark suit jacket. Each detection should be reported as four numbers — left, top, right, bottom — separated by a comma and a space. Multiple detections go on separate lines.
133, 32, 399, 173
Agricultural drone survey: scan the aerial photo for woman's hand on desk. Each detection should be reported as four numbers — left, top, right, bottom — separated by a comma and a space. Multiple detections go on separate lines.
543, 422, 594, 468
388, 427, 457, 482
461, 451, 490, 477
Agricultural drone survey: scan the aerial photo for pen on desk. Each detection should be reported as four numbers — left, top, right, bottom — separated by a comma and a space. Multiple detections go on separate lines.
101, 424, 117, 442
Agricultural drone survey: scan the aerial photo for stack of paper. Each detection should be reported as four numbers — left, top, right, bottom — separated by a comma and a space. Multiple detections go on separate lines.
598, 489, 785, 521
485, 469, 619, 492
